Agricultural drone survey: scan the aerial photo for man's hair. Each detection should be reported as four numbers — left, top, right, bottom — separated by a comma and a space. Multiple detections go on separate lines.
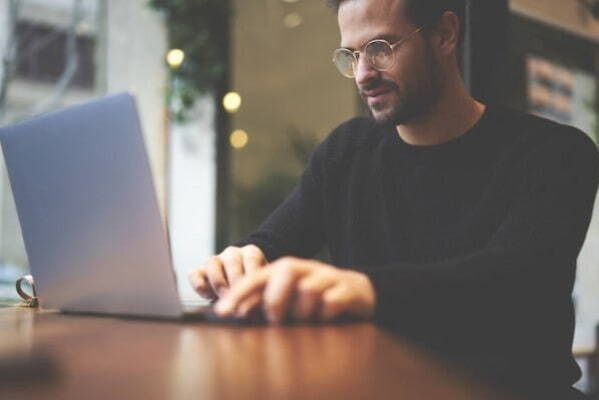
327, 0, 466, 44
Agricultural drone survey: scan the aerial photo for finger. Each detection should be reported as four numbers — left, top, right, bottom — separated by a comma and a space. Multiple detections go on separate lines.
293, 273, 336, 321
188, 268, 217, 300
214, 268, 271, 317
220, 247, 245, 286
241, 244, 267, 273
319, 285, 350, 321
235, 292, 263, 318
263, 265, 305, 324
205, 256, 229, 297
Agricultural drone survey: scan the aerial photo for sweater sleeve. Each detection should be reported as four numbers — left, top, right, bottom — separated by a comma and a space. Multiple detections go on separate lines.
232, 118, 373, 261
231, 132, 328, 262
357, 129, 599, 335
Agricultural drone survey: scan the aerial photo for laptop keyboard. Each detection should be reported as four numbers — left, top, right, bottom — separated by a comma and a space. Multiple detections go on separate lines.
181, 298, 213, 311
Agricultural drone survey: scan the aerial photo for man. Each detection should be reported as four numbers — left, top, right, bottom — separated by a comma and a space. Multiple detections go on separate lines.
189, 0, 599, 397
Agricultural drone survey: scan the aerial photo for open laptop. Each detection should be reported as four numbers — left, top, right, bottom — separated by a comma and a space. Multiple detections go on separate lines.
0, 93, 237, 321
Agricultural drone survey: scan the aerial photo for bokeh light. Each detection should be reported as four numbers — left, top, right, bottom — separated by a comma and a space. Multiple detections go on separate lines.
230, 129, 249, 149
283, 13, 303, 29
166, 49, 185, 68
223, 92, 242, 113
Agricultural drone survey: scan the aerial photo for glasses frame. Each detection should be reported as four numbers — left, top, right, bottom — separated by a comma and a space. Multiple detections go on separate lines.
332, 26, 425, 78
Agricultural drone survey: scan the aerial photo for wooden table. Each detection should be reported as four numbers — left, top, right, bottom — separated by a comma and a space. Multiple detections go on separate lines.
0, 307, 513, 400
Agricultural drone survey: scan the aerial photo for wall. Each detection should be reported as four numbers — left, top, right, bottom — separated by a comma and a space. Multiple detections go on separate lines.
230, 0, 356, 190
103, 0, 169, 211
511, 0, 599, 42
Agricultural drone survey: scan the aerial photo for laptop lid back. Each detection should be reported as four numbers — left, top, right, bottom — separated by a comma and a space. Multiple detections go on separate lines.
0, 93, 183, 318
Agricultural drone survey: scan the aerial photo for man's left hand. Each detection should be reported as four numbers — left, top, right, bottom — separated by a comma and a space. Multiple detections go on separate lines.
213, 257, 376, 323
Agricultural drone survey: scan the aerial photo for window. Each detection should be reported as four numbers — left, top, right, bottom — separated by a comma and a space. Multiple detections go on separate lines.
16, 20, 96, 89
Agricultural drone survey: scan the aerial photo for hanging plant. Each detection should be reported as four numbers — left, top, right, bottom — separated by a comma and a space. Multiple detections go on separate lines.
148, 0, 231, 121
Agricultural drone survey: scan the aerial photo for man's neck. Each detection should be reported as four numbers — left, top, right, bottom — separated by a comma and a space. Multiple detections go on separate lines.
396, 81, 486, 147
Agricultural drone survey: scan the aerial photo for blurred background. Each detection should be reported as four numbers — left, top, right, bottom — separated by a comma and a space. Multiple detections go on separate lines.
0, 0, 597, 392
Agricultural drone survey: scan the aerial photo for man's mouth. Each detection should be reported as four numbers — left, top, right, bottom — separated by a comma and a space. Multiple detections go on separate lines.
361, 84, 394, 102
362, 88, 390, 97
363, 88, 393, 105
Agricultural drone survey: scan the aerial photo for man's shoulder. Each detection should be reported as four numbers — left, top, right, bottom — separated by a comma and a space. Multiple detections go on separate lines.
491, 106, 598, 158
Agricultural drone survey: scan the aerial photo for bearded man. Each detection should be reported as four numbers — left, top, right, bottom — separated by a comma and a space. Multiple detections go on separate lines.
189, 1, 599, 398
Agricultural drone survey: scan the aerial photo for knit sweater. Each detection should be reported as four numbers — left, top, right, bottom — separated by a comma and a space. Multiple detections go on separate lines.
234, 106, 599, 395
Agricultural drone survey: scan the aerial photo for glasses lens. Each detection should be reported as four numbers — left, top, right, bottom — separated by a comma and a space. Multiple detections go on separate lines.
333, 49, 356, 78
365, 40, 394, 70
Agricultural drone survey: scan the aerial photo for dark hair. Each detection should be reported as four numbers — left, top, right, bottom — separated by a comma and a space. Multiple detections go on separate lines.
326, 0, 465, 44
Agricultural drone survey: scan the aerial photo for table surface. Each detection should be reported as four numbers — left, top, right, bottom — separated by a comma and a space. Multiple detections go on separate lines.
0, 307, 515, 400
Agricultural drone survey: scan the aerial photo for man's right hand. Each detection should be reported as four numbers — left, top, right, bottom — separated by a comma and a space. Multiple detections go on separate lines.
188, 244, 268, 300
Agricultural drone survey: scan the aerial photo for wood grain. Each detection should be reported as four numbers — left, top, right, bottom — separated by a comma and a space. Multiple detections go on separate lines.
0, 308, 512, 400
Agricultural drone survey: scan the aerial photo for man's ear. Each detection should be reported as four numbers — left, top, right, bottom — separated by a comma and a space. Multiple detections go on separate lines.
432, 11, 460, 57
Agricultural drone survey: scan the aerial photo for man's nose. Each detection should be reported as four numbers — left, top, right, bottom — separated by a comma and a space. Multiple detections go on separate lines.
354, 56, 379, 87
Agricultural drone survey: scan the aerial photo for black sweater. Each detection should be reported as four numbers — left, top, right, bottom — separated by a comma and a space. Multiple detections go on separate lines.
234, 106, 599, 395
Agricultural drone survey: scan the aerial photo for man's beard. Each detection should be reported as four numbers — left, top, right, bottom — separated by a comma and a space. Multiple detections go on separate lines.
360, 44, 443, 126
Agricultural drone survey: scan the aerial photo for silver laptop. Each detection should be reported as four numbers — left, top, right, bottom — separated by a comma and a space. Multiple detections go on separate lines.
0, 93, 224, 320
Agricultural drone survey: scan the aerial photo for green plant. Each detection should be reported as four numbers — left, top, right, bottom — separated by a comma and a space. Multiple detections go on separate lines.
148, 0, 231, 121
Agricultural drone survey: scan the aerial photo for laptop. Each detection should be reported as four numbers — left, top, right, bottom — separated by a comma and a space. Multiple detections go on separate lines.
0, 93, 238, 321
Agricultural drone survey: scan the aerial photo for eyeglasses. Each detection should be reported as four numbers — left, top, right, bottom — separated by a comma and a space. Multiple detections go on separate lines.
332, 27, 424, 78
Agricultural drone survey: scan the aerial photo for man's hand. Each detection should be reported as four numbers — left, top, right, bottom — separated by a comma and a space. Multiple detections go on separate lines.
213, 256, 376, 323
188, 244, 268, 300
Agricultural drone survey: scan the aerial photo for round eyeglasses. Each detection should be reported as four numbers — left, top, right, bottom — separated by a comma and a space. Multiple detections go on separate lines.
332, 27, 424, 78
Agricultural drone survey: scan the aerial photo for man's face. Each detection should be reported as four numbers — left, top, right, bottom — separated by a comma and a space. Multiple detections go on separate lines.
337, 0, 443, 125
